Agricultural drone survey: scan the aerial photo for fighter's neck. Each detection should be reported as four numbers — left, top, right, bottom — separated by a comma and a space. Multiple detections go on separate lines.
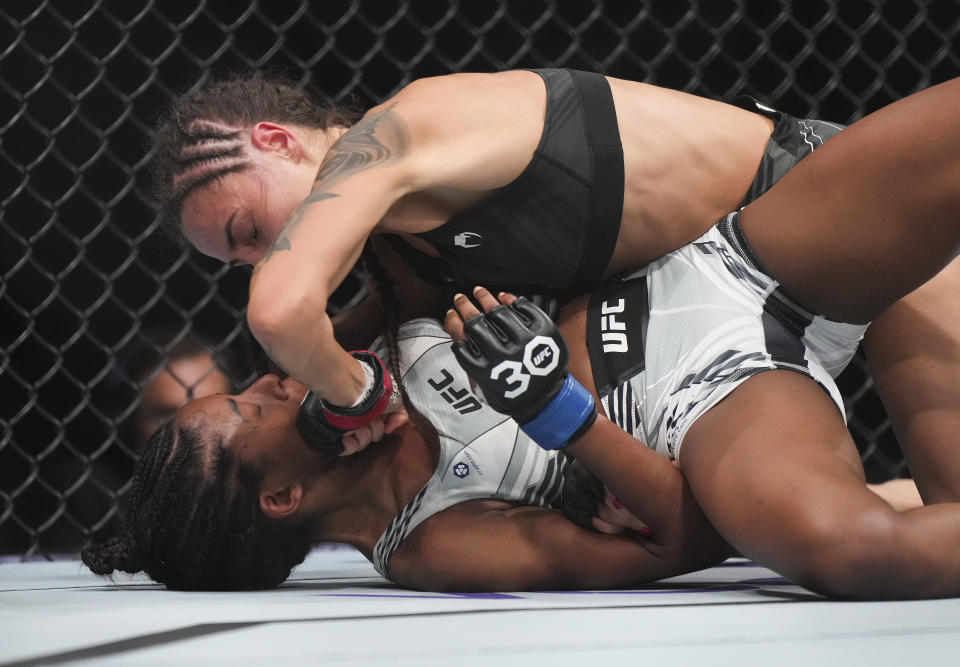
311, 423, 436, 557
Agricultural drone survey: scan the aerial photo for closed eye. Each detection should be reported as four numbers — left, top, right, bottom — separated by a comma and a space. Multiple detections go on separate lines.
226, 398, 245, 421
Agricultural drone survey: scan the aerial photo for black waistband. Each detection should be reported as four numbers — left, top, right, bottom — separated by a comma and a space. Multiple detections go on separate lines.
586, 273, 648, 397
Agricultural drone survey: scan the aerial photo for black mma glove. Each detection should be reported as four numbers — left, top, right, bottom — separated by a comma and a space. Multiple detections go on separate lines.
295, 350, 394, 456
452, 297, 597, 450
525, 294, 559, 321
557, 459, 606, 532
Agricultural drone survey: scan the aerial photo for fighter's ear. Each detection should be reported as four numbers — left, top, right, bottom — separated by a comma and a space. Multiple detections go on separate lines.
259, 482, 303, 519
250, 122, 303, 160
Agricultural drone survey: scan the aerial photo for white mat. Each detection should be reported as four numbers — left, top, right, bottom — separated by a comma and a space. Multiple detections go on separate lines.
2, 546, 957, 666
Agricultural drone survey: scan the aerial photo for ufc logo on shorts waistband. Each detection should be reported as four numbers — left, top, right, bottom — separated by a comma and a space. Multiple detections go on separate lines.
600, 299, 628, 353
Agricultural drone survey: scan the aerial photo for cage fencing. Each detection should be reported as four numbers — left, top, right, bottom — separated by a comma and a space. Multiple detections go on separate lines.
2, 0, 959, 557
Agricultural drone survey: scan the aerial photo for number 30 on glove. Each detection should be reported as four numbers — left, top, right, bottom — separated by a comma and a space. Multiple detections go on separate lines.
452, 297, 597, 450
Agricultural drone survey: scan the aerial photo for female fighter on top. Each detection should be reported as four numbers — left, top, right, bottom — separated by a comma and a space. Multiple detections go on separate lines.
150, 69, 840, 444
150, 70, 958, 513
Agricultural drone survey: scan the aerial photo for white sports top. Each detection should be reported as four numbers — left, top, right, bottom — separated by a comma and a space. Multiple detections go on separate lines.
370, 319, 568, 580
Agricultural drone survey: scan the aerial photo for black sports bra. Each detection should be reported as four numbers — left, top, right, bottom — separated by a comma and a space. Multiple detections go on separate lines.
385, 68, 625, 296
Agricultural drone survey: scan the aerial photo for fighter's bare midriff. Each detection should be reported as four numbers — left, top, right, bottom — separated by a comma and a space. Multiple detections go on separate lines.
375, 70, 774, 276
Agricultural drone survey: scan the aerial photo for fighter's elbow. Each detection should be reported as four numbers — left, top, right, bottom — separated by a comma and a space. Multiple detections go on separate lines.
246, 302, 284, 350
247, 284, 327, 349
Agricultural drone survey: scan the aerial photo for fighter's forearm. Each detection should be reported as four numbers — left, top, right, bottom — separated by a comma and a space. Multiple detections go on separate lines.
565, 417, 728, 562
247, 292, 367, 405
245, 106, 414, 404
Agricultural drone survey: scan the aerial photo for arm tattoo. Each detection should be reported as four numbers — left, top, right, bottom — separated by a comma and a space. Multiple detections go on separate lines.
315, 102, 407, 185
259, 191, 340, 265
256, 103, 407, 269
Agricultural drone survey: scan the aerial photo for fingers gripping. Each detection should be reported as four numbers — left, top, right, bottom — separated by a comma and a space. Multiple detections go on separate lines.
295, 350, 395, 456
485, 303, 534, 344
452, 296, 567, 422
451, 288, 597, 450
509, 296, 558, 335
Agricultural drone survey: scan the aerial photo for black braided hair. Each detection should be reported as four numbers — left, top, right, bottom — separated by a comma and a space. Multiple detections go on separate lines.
360, 242, 439, 447
81, 533, 141, 576
81, 419, 313, 590
147, 71, 364, 242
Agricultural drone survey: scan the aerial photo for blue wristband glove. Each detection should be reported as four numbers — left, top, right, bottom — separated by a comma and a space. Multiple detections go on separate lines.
452, 297, 597, 450
520, 375, 597, 450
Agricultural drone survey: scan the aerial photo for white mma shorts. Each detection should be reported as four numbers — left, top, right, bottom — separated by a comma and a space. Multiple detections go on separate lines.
587, 211, 868, 461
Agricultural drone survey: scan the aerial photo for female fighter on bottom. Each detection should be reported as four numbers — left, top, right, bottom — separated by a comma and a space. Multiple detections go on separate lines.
448, 75, 960, 600
81, 317, 731, 591
81, 313, 917, 592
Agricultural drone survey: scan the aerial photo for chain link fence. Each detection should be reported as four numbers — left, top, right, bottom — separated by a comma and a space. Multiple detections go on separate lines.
2, 0, 958, 558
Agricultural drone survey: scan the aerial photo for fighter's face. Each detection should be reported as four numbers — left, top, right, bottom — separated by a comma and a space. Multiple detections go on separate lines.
180, 158, 314, 267
178, 374, 310, 469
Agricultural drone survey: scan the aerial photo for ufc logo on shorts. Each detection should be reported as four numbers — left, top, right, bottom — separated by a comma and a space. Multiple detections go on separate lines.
600, 299, 628, 353
490, 336, 560, 398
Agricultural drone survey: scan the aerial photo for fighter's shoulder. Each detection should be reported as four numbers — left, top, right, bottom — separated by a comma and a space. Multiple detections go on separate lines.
391, 70, 542, 107
378, 71, 546, 189
384, 71, 545, 145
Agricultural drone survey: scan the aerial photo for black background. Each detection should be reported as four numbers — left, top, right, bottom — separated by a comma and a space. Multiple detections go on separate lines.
2, 0, 958, 555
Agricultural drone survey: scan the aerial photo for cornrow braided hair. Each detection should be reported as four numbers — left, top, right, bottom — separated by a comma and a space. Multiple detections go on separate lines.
147, 71, 363, 242
361, 242, 439, 448
169, 119, 247, 205
82, 418, 312, 590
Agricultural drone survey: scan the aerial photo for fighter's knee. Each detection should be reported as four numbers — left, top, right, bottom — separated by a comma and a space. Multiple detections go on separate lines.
788, 508, 901, 598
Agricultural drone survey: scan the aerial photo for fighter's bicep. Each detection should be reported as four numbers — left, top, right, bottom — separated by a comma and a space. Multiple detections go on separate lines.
392, 503, 678, 592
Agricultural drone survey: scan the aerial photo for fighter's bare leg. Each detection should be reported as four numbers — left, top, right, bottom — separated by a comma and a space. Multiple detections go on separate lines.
739, 77, 960, 324
731, 79, 960, 516
863, 256, 960, 504
680, 370, 960, 599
